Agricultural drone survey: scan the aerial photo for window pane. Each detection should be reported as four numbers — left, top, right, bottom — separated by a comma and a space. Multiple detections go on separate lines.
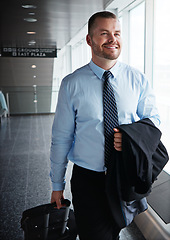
153, 0, 170, 174
129, 2, 145, 72
72, 38, 91, 72
118, 17, 122, 62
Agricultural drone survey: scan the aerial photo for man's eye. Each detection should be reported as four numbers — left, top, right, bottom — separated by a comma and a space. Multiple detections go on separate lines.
101, 32, 107, 35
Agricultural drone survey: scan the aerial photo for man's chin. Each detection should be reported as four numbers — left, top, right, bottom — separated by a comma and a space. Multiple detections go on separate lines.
103, 54, 120, 60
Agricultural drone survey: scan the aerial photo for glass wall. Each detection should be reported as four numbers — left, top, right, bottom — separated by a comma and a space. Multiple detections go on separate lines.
116, 0, 169, 174
153, 0, 170, 174
129, 1, 145, 72
1, 86, 58, 115
118, 17, 123, 62
72, 37, 91, 72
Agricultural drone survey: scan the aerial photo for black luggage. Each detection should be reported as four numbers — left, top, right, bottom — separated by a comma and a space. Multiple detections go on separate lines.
21, 199, 77, 240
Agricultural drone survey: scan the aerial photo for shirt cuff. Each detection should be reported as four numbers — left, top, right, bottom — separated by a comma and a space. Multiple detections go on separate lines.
51, 181, 66, 191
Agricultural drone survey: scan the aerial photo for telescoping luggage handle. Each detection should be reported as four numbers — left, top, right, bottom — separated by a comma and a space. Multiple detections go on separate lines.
45, 199, 71, 235
21, 199, 71, 240
43, 199, 71, 239
59, 199, 71, 234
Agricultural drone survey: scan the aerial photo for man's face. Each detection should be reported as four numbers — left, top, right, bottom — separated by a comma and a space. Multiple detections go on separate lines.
87, 17, 122, 62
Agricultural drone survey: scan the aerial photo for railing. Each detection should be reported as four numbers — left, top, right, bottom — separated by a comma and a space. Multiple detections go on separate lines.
1, 86, 59, 115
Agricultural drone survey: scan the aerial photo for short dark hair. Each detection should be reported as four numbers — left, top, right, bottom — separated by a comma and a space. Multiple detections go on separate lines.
88, 11, 118, 36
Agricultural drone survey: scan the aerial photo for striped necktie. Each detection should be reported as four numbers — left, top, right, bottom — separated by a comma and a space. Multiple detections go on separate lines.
103, 71, 119, 167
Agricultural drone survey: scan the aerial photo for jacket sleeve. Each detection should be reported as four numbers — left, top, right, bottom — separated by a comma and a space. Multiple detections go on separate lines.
119, 119, 169, 195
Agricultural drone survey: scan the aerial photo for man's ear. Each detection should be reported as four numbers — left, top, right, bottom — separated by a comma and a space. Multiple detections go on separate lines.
86, 34, 92, 46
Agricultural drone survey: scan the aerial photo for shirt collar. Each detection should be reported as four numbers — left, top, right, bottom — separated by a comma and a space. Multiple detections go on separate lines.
89, 59, 121, 80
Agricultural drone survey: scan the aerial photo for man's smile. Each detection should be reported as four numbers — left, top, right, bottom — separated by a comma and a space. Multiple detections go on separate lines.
103, 45, 118, 49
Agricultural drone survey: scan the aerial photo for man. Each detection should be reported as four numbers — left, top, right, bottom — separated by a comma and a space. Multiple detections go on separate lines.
50, 11, 160, 240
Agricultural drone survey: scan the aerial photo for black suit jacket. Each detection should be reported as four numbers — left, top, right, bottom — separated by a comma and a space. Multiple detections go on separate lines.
105, 118, 169, 229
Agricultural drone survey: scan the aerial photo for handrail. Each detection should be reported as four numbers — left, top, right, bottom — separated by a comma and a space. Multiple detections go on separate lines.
134, 205, 170, 240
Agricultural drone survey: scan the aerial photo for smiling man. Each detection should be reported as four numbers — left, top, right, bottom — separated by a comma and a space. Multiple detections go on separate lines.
50, 11, 160, 240
86, 15, 122, 67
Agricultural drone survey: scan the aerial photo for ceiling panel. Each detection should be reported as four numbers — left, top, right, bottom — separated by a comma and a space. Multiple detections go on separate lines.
0, 0, 112, 88
0, 0, 104, 49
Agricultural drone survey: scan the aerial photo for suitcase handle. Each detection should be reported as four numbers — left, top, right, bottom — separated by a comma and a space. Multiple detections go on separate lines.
21, 199, 71, 220
51, 199, 71, 210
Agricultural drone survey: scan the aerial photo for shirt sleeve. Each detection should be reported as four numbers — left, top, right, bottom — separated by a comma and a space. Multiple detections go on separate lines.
137, 75, 161, 128
50, 78, 75, 191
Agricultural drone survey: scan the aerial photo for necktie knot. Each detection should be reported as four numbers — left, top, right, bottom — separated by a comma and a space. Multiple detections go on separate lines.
103, 71, 112, 81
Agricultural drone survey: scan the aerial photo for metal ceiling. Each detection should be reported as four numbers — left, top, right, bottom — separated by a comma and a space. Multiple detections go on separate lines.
0, 0, 111, 87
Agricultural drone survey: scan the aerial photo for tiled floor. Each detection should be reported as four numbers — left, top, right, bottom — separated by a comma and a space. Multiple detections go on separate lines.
0, 115, 146, 240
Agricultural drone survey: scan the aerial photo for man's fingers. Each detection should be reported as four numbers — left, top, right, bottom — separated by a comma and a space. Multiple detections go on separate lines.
114, 138, 122, 144
113, 128, 122, 151
114, 133, 122, 139
56, 199, 62, 209
114, 142, 122, 151
51, 191, 64, 209
113, 128, 119, 133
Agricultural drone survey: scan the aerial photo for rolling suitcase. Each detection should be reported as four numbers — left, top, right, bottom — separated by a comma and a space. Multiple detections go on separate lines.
21, 199, 77, 240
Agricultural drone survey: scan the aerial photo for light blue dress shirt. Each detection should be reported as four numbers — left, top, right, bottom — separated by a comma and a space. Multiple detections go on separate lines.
50, 60, 160, 191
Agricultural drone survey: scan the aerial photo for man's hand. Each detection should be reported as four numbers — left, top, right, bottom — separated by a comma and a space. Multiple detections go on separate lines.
113, 128, 122, 151
51, 190, 64, 209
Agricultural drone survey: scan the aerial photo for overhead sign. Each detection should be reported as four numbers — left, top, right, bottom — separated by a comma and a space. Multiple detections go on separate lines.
1, 47, 57, 58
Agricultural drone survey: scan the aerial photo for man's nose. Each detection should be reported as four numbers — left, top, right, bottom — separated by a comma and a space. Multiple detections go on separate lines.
108, 34, 116, 43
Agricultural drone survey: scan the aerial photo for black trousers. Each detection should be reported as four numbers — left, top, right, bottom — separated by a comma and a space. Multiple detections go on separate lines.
70, 164, 120, 240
